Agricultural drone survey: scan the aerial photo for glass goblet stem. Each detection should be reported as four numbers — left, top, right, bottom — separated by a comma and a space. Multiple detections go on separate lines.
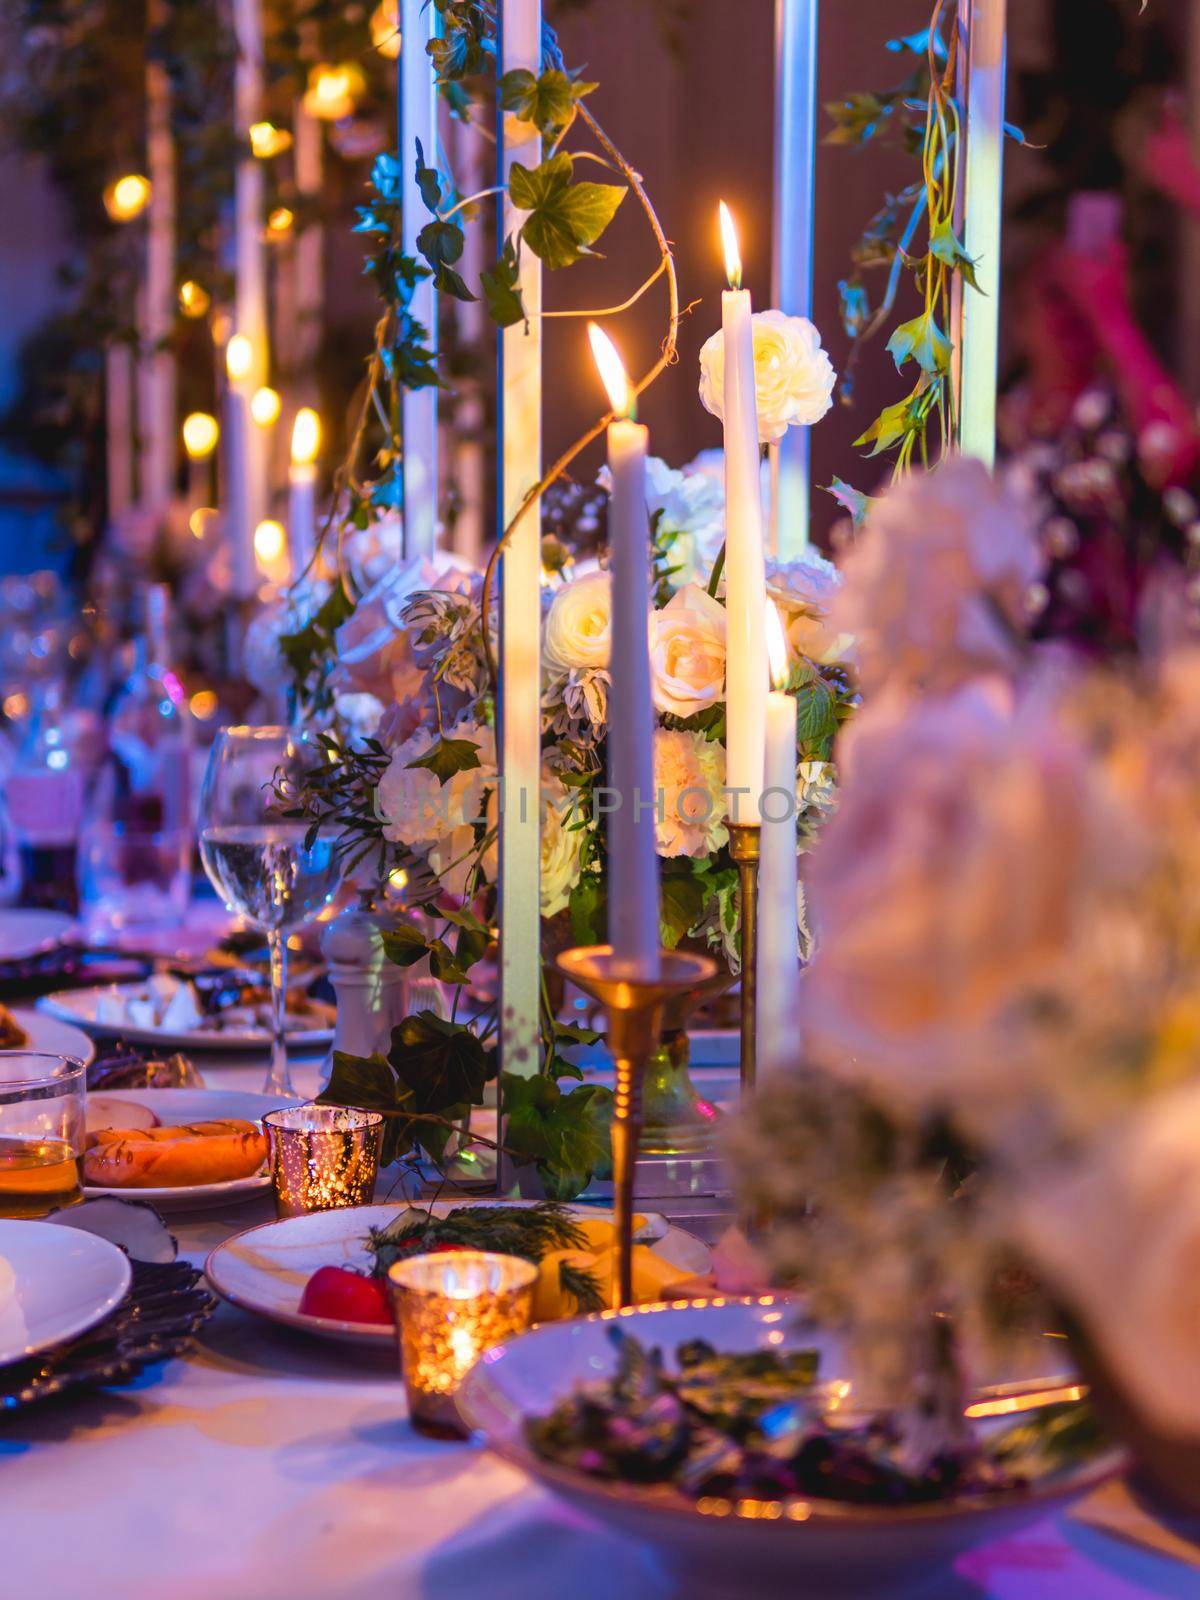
263, 926, 296, 1098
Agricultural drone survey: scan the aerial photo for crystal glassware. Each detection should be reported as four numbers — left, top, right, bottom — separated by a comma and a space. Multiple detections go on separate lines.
0, 1052, 86, 1218
78, 823, 192, 939
198, 725, 342, 1096
263, 1103, 384, 1217
388, 1250, 538, 1438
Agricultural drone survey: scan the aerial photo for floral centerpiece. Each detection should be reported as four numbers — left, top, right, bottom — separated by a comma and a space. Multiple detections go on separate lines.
729, 454, 1200, 1502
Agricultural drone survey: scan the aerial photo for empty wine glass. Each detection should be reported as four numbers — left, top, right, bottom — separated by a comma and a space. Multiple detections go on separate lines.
198, 726, 341, 1096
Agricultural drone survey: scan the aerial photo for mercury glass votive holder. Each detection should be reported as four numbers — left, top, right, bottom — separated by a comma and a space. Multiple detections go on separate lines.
388, 1250, 537, 1439
263, 1103, 384, 1218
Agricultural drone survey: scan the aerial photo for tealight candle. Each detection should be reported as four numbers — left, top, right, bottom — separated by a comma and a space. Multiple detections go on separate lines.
263, 1103, 383, 1218
388, 1250, 537, 1438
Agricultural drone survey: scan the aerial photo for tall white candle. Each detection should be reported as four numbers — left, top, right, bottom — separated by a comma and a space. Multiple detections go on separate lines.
234, 0, 269, 539
718, 202, 769, 826
589, 325, 660, 981
289, 408, 320, 574
757, 602, 799, 1076
225, 335, 257, 599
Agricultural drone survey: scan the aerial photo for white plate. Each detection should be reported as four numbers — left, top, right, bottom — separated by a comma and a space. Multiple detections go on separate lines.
205, 1202, 713, 1346
457, 1298, 1124, 1592
7, 1007, 95, 1069
81, 1087, 284, 1210
0, 1219, 131, 1365
37, 982, 334, 1053
0, 909, 74, 964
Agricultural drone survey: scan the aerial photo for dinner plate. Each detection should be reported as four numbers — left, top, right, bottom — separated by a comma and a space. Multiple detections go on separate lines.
6, 1007, 96, 1069
37, 982, 335, 1052
81, 1087, 283, 1210
205, 1202, 713, 1346
0, 1219, 132, 1365
457, 1298, 1125, 1591
0, 909, 75, 965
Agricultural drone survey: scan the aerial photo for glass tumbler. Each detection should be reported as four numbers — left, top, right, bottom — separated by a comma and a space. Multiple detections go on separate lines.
0, 1052, 86, 1218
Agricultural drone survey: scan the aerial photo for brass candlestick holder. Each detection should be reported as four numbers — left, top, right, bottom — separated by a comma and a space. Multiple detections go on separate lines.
727, 821, 761, 1093
556, 945, 716, 1310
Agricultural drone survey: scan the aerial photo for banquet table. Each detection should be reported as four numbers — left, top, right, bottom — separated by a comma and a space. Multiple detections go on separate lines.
2, 1053, 1198, 1600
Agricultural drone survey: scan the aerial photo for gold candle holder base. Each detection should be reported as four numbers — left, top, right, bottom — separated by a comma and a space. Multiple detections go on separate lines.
727, 822, 762, 1094
555, 946, 716, 1311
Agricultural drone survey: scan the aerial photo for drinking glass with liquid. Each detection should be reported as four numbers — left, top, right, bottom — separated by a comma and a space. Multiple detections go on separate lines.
198, 726, 342, 1097
0, 1052, 86, 1218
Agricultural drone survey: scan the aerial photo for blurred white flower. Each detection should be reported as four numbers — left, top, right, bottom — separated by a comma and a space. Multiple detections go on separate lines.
376, 718, 496, 898
540, 767, 587, 917
699, 309, 836, 445
767, 548, 852, 667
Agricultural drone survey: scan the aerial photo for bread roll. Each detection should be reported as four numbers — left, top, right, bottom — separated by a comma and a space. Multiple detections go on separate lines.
83, 1119, 267, 1188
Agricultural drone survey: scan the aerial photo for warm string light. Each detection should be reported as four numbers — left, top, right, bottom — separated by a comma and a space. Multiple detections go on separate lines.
249, 121, 292, 159
251, 386, 282, 427
587, 323, 636, 421
267, 207, 295, 236
290, 408, 320, 466
303, 63, 365, 122
765, 601, 789, 691
254, 519, 286, 563
189, 507, 218, 539
225, 333, 253, 383
181, 412, 219, 459
718, 199, 743, 290
104, 173, 152, 222
178, 280, 210, 318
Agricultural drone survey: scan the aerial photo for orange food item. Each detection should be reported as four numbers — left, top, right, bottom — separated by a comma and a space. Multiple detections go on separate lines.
82, 1119, 267, 1188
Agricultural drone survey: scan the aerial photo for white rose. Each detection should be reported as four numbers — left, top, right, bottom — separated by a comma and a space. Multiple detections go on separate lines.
1018, 1079, 1200, 1437
377, 720, 497, 898
699, 309, 837, 446
650, 583, 727, 719
654, 728, 728, 859
767, 550, 853, 667
540, 769, 586, 918
543, 570, 611, 672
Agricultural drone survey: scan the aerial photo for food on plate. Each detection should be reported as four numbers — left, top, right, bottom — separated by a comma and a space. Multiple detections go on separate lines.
298, 1266, 392, 1325
87, 1045, 205, 1091
527, 1332, 1105, 1507
89, 973, 334, 1038
85, 1096, 159, 1135
0, 1006, 29, 1049
82, 1118, 267, 1188
299, 1202, 694, 1326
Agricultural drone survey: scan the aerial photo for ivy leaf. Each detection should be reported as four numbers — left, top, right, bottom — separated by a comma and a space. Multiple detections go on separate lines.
568, 873, 605, 945
392, 1011, 495, 1114
854, 397, 919, 456
417, 217, 463, 269
318, 1051, 414, 1166
660, 867, 706, 950
824, 92, 892, 146
434, 263, 475, 301
509, 152, 626, 270
886, 28, 948, 62
928, 217, 981, 292
381, 924, 432, 969
886, 311, 951, 377
498, 67, 596, 142
502, 1073, 613, 1201
825, 476, 874, 528
552, 1019, 603, 1048
413, 138, 442, 213
480, 237, 525, 328
838, 277, 870, 338
406, 735, 481, 785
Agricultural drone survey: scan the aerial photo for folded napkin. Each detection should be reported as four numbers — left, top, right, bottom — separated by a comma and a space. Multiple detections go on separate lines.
1071, 1477, 1200, 1568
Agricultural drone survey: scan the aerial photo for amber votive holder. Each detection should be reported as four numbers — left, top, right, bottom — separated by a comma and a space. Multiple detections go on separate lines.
388, 1250, 537, 1439
263, 1103, 384, 1219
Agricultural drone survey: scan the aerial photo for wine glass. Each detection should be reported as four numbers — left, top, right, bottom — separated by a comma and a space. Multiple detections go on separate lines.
198, 726, 342, 1097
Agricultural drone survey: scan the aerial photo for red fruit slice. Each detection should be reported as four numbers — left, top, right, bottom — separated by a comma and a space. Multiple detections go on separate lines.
298, 1265, 392, 1325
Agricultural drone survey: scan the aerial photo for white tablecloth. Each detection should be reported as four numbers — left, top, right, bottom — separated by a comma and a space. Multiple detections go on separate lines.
2, 1055, 1197, 1600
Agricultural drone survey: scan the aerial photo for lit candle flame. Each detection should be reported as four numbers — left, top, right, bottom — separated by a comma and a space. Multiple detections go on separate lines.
587, 323, 635, 420
765, 601, 789, 691
718, 200, 742, 290
250, 386, 282, 427
104, 173, 152, 222
225, 333, 253, 383
291, 408, 321, 465
254, 519, 286, 564
182, 412, 219, 458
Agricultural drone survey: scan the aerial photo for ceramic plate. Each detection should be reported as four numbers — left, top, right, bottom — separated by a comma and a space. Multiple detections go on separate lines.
81, 1087, 283, 1210
6, 1007, 95, 1069
0, 1220, 132, 1365
0, 909, 75, 964
205, 1202, 713, 1346
37, 982, 334, 1052
457, 1298, 1124, 1592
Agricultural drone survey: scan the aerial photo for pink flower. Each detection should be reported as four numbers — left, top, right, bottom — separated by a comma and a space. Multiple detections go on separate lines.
653, 729, 727, 859
832, 459, 1043, 696
649, 584, 726, 718
333, 555, 474, 705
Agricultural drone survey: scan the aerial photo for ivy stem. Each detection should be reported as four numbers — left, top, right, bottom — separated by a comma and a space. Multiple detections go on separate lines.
540, 257, 667, 321
440, 184, 506, 222
479, 99, 680, 689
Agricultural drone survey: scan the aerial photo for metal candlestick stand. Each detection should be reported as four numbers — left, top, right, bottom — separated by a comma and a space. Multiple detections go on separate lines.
556, 946, 716, 1309
727, 822, 761, 1092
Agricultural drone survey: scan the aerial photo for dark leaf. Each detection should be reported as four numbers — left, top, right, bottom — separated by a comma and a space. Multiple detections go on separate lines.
406, 735, 481, 785
480, 237, 525, 327
392, 1011, 495, 1114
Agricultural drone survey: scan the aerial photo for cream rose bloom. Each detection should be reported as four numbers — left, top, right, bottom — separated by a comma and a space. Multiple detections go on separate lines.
650, 584, 727, 719
540, 769, 586, 917
376, 719, 497, 898
1019, 1079, 1200, 1436
543, 570, 611, 673
654, 729, 728, 859
767, 550, 853, 667
699, 309, 836, 445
